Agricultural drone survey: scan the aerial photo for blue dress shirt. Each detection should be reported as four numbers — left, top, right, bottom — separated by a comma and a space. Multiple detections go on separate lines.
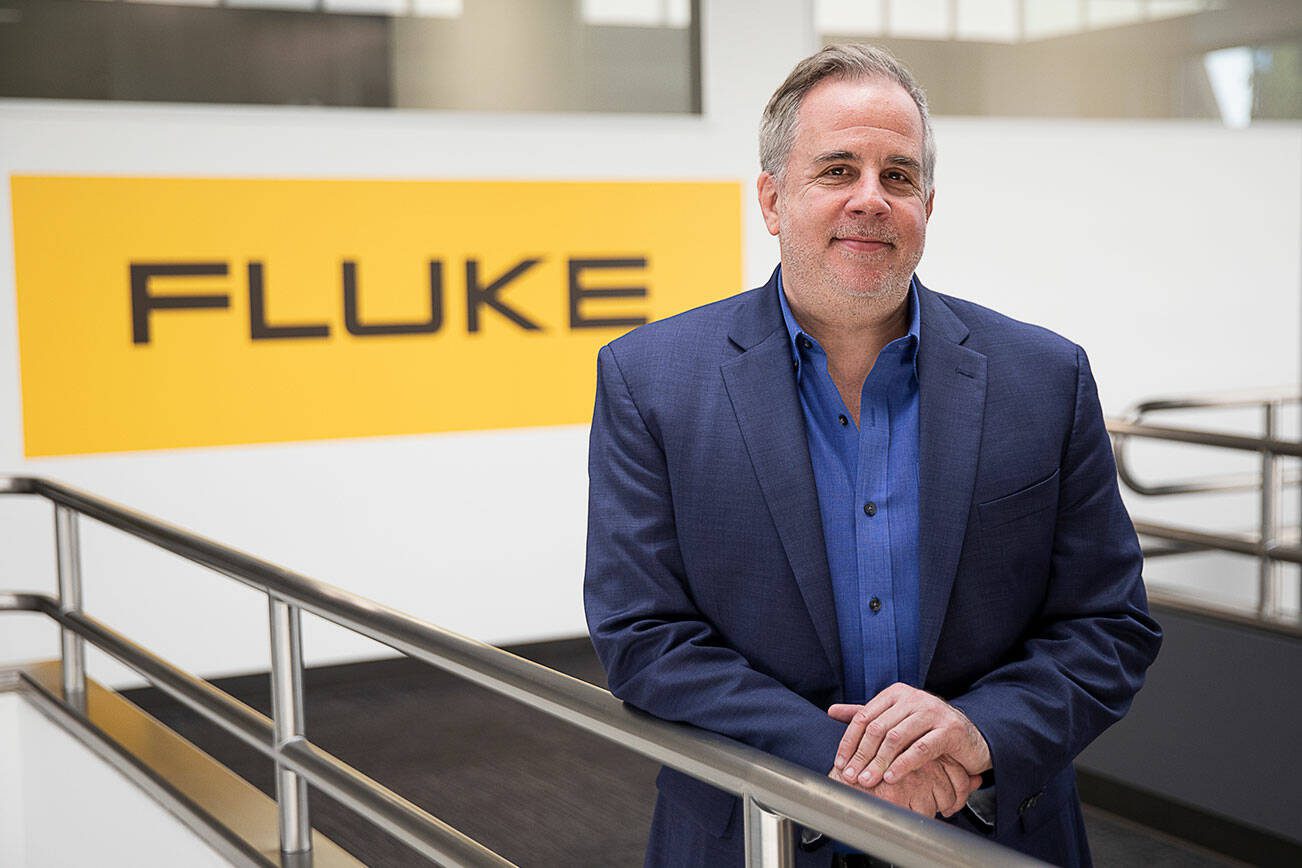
777, 269, 921, 703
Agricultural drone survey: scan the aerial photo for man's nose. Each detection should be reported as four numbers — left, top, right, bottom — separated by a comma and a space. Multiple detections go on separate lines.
846, 175, 890, 216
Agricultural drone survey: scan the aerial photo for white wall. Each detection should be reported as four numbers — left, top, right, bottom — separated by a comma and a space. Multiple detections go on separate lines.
0, 1, 1297, 685
0, 692, 25, 866
919, 118, 1302, 613
0, 693, 230, 867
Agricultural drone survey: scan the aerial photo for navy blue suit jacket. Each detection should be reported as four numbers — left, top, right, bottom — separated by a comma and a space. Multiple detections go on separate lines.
584, 271, 1161, 867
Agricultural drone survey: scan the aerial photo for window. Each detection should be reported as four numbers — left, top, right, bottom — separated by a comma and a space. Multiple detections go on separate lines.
816, 0, 1301, 125
0, 0, 701, 114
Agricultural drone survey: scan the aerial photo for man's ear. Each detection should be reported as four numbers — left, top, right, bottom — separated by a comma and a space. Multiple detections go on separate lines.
924, 187, 935, 221
757, 172, 781, 236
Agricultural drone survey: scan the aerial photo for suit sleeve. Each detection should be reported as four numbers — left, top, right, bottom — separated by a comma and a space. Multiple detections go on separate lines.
583, 344, 846, 775
948, 345, 1162, 836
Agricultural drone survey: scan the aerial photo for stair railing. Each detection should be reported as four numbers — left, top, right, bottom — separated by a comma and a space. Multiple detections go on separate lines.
1107, 388, 1301, 622
0, 474, 1037, 868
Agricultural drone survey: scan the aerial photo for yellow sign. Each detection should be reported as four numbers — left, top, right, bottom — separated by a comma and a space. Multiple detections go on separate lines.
10, 176, 742, 457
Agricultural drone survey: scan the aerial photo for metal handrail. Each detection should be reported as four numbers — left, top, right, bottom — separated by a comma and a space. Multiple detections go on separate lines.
0, 475, 1036, 868
1106, 388, 1301, 621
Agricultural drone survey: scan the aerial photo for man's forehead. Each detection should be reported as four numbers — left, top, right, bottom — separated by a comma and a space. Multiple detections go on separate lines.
802, 72, 916, 112
794, 75, 924, 147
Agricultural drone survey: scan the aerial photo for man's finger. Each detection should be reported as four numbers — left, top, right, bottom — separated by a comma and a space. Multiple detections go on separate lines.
862, 683, 912, 718
909, 787, 938, 818
842, 704, 912, 781
834, 710, 872, 771
834, 694, 900, 771
827, 703, 861, 723
930, 760, 959, 818
936, 756, 969, 817
881, 729, 951, 784
856, 710, 933, 786
835, 684, 927, 773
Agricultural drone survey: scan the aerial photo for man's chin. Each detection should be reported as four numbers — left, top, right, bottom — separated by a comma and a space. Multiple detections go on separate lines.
832, 277, 908, 301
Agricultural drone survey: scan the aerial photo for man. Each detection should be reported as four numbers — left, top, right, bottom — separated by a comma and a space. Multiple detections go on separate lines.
584, 44, 1160, 867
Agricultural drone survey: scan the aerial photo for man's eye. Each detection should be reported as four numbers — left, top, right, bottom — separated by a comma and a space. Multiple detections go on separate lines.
884, 170, 914, 184
825, 166, 848, 177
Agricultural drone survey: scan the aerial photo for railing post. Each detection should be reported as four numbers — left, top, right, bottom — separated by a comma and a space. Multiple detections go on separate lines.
54, 505, 86, 712
743, 794, 795, 868
269, 596, 312, 862
1259, 401, 1283, 618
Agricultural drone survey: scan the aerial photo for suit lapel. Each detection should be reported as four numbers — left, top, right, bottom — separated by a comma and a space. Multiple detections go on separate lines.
915, 286, 987, 682
720, 275, 842, 683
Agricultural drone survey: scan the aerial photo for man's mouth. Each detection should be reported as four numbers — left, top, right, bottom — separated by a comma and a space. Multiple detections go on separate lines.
833, 236, 893, 252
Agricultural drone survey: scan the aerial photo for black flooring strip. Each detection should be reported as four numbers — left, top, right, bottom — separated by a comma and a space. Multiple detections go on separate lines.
122, 637, 654, 866
120, 638, 1248, 867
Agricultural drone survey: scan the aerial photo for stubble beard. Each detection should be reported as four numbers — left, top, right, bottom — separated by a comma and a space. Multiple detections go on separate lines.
779, 224, 922, 322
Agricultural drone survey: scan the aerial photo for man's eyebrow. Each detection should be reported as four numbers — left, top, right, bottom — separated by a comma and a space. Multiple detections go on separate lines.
812, 150, 858, 164
885, 155, 923, 172
810, 152, 923, 173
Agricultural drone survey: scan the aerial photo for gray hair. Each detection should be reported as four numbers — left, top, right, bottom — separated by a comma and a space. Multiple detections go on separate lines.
759, 43, 935, 195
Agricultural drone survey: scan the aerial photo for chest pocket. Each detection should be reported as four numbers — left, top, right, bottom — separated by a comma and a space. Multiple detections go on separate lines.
976, 469, 1060, 582
977, 468, 1060, 529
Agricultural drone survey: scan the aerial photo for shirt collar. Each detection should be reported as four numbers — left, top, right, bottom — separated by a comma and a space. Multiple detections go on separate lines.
776, 266, 921, 375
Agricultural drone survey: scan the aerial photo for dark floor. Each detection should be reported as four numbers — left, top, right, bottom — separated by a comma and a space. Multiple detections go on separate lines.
1081, 807, 1246, 868
121, 639, 1243, 867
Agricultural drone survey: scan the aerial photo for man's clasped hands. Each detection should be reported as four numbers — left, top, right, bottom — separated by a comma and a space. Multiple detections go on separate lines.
827, 682, 992, 818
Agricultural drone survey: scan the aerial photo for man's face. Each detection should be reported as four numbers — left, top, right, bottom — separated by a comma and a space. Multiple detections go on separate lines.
758, 75, 933, 305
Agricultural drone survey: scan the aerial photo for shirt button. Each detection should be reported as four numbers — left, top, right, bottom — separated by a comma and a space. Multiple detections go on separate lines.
791, 359, 798, 373
869, 596, 882, 614
800, 336, 813, 350
863, 501, 877, 517
838, 414, 848, 426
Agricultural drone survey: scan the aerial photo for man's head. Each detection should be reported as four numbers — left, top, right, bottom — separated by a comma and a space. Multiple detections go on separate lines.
757, 44, 935, 309
760, 44, 935, 195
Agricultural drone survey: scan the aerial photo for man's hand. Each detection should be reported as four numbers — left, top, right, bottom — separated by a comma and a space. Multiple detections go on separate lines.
827, 755, 980, 818
828, 684, 992, 789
